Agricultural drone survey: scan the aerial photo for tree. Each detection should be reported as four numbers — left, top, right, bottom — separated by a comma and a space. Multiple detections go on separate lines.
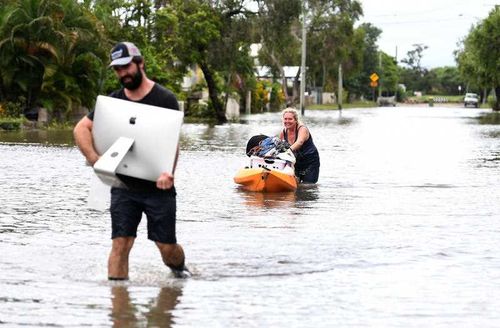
456, 6, 500, 110
0, 0, 57, 109
255, 0, 363, 105
344, 22, 381, 101
255, 0, 302, 105
401, 43, 427, 70
429, 66, 463, 95
399, 43, 429, 93
41, 0, 109, 120
379, 51, 398, 96
159, 0, 255, 123
306, 0, 363, 93
0, 0, 108, 120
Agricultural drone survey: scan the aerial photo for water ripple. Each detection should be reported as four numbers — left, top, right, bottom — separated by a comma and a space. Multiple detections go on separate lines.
1, 107, 499, 327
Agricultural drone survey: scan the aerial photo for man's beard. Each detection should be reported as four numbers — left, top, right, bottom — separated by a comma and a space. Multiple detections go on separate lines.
120, 69, 143, 90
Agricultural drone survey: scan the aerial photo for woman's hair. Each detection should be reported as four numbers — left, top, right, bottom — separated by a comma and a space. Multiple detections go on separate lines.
281, 107, 302, 125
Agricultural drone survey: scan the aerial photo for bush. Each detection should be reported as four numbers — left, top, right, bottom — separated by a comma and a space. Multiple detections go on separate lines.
186, 101, 212, 118
0, 117, 24, 130
269, 82, 285, 111
487, 95, 497, 109
0, 101, 23, 118
252, 81, 270, 112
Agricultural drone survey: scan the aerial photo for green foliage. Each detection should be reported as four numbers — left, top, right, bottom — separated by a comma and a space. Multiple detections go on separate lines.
257, 0, 363, 103
269, 81, 285, 110
157, 0, 259, 122
430, 66, 463, 95
0, 117, 23, 130
0, 0, 108, 121
6, 0, 490, 124
398, 44, 435, 93
344, 23, 381, 100
252, 80, 271, 112
456, 6, 500, 109
379, 51, 399, 95
0, 100, 23, 117
256, 0, 302, 70
306, 0, 363, 92
186, 101, 211, 118
401, 43, 427, 71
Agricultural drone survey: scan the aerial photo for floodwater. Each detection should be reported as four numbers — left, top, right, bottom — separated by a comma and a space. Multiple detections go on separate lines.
1, 106, 499, 327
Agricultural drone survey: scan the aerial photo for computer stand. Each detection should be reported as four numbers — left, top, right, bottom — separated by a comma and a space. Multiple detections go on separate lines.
93, 137, 135, 188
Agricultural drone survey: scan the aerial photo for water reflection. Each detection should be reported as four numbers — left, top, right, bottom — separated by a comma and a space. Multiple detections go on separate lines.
1, 106, 499, 327
110, 285, 182, 328
237, 184, 319, 208
238, 190, 296, 208
477, 112, 500, 125
0, 129, 74, 146
295, 184, 320, 202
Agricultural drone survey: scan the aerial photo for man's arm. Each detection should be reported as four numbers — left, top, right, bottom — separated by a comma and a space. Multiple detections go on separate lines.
73, 116, 100, 166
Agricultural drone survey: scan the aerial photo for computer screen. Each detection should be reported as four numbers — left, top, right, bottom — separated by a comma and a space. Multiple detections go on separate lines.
92, 95, 183, 182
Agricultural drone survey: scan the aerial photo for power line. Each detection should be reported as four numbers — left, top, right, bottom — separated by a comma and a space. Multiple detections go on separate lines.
368, 16, 474, 26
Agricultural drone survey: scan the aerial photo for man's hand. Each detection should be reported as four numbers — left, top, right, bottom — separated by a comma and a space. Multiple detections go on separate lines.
88, 155, 100, 167
156, 172, 174, 190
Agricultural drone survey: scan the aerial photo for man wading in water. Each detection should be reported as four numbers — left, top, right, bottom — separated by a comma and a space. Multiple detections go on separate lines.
73, 42, 190, 279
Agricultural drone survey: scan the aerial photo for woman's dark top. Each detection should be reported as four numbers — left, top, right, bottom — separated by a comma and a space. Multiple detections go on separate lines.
283, 125, 320, 175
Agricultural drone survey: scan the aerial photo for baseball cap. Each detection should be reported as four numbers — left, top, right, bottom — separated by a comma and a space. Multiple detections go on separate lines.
109, 42, 142, 67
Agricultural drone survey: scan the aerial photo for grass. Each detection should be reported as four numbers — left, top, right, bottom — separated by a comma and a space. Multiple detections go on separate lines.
308, 95, 495, 109
0, 117, 25, 131
406, 95, 464, 103
307, 101, 377, 110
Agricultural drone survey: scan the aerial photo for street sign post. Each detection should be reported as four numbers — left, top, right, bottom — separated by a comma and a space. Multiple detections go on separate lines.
370, 73, 379, 102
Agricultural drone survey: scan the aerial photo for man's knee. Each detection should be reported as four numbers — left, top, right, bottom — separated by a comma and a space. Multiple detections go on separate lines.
111, 237, 135, 255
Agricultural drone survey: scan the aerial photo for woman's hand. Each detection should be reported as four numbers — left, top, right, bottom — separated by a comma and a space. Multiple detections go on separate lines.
156, 172, 174, 190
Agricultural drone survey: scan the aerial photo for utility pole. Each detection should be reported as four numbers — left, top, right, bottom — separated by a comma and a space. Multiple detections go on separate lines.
338, 64, 343, 110
299, 1, 307, 116
394, 46, 398, 102
378, 51, 382, 99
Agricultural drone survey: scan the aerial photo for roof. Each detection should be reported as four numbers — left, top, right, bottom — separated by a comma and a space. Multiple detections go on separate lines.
255, 66, 301, 79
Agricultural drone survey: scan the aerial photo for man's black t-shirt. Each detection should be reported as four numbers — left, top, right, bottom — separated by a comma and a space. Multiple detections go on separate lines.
88, 84, 180, 193
87, 83, 179, 120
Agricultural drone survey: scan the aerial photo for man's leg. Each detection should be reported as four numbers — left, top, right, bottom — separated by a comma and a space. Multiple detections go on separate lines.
108, 237, 135, 280
155, 242, 190, 277
155, 242, 185, 269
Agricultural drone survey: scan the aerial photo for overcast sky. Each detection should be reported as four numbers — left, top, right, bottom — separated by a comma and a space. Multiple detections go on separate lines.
356, 0, 497, 68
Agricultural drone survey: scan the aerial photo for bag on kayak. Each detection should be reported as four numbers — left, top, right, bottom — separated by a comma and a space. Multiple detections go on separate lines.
246, 135, 290, 158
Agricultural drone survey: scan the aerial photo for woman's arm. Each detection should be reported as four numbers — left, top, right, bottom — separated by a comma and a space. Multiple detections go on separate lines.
290, 125, 310, 152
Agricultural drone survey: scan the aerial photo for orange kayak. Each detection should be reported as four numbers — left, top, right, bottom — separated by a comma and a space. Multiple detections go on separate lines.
234, 156, 297, 192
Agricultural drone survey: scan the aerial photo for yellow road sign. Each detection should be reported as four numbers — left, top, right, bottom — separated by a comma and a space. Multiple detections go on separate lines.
370, 80, 378, 87
370, 73, 379, 82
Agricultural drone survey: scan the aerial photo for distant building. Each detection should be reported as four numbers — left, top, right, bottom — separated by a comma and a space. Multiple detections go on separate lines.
254, 65, 300, 88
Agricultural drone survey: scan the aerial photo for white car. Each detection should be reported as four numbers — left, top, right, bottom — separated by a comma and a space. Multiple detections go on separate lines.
464, 93, 479, 108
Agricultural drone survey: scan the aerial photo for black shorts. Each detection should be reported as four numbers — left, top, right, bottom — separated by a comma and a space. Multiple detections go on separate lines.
110, 187, 177, 244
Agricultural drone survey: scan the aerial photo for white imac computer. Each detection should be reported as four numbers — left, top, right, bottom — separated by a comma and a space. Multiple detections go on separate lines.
91, 95, 184, 187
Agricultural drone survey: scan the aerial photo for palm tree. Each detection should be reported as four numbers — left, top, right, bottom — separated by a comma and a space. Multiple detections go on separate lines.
0, 0, 108, 121
0, 0, 58, 110
38, 0, 108, 120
